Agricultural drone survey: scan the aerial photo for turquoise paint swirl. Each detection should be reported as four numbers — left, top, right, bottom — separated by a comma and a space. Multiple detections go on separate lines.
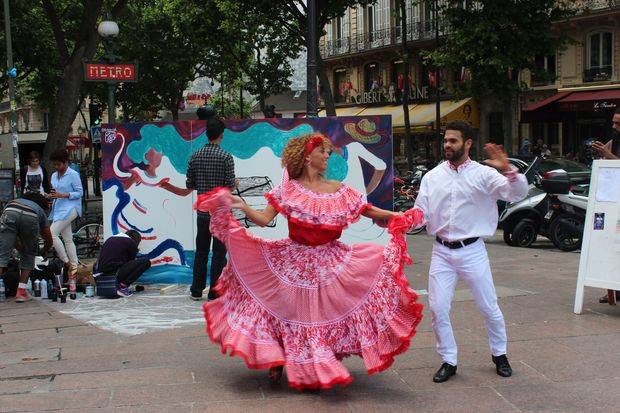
126, 122, 348, 181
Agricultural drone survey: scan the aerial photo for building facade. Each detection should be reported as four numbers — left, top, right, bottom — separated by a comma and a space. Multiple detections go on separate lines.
318, 1, 479, 167
521, 1, 620, 160
0, 99, 110, 167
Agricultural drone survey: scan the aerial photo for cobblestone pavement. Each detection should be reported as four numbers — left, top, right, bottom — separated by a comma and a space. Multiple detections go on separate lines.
1, 233, 619, 412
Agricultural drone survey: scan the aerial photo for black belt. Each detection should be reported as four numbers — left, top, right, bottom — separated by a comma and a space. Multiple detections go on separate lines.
435, 236, 479, 249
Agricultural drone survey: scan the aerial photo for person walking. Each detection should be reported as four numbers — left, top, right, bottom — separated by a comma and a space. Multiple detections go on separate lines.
20, 151, 51, 195
0, 193, 53, 302
48, 149, 83, 281
414, 121, 528, 383
95, 230, 151, 297
195, 133, 424, 390
186, 116, 235, 301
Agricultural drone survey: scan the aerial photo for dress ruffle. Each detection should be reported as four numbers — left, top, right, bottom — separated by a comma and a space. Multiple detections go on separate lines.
199, 187, 424, 390
265, 180, 371, 230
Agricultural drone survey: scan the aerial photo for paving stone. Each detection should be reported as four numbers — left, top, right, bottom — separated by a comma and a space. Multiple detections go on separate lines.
0, 388, 110, 412
51, 367, 194, 390
0, 348, 59, 365
0, 377, 52, 395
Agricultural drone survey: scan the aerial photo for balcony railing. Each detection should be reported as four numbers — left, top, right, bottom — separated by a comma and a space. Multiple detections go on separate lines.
320, 20, 449, 58
584, 65, 613, 82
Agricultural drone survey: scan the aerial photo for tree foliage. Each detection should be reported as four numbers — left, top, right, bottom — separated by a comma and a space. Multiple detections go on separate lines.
426, 0, 575, 102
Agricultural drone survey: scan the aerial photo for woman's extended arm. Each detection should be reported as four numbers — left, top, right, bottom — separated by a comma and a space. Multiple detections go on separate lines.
362, 205, 400, 221
231, 196, 278, 227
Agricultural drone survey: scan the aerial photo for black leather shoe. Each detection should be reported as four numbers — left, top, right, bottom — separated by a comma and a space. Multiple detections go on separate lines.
492, 354, 512, 377
433, 362, 457, 383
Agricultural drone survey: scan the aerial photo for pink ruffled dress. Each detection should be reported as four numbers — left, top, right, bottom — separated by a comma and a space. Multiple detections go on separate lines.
197, 180, 424, 390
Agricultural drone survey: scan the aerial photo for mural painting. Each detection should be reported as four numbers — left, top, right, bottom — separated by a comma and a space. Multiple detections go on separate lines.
102, 116, 393, 284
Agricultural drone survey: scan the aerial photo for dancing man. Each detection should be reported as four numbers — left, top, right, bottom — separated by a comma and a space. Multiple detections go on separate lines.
195, 133, 424, 390
414, 121, 528, 383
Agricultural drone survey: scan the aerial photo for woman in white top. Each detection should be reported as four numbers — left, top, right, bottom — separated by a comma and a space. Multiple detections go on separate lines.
20, 151, 51, 195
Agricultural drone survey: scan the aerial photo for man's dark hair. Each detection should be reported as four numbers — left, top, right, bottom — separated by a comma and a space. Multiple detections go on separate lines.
445, 120, 474, 143
21, 192, 50, 212
196, 105, 217, 120
126, 230, 141, 245
206, 117, 226, 141
50, 149, 69, 163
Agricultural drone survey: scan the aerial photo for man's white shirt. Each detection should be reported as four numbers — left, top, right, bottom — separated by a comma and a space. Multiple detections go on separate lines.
414, 159, 528, 242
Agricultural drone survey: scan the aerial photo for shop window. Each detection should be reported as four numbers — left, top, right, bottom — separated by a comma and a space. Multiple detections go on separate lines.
364, 63, 382, 92
585, 31, 613, 82
334, 69, 351, 103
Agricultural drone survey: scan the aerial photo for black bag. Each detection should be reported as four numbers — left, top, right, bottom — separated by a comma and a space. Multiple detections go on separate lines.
95, 274, 118, 298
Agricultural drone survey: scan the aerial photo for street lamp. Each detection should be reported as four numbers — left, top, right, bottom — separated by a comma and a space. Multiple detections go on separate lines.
97, 15, 119, 125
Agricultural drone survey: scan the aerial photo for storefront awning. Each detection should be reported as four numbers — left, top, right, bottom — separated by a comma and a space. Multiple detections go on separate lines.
392, 98, 479, 133
320, 98, 478, 133
522, 88, 620, 122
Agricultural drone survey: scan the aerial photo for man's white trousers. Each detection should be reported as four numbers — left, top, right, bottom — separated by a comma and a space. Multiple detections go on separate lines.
428, 239, 507, 366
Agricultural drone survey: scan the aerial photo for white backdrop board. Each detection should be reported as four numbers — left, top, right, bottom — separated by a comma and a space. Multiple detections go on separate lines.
574, 160, 620, 314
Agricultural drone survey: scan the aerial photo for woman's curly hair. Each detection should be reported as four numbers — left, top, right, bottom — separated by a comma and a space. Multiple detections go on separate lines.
281, 133, 331, 179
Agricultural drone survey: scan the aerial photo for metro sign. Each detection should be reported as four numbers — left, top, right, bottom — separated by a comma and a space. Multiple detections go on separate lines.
84, 62, 138, 82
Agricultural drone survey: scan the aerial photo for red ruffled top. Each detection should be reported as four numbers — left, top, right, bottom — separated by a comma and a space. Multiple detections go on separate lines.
265, 180, 371, 245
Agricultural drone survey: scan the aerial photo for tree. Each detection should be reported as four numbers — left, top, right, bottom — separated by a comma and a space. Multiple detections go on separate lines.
88, 0, 225, 121
210, 0, 302, 116
425, 0, 574, 151
38, 1, 128, 164
262, 0, 377, 116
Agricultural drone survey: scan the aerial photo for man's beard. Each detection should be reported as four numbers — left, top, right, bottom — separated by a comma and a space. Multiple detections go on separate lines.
445, 144, 466, 162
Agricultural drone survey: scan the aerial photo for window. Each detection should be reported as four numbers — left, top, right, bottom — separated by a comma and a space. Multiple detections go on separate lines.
335, 9, 350, 53
586, 31, 613, 82
43, 112, 49, 131
368, 0, 389, 35
532, 54, 556, 85
364, 63, 382, 92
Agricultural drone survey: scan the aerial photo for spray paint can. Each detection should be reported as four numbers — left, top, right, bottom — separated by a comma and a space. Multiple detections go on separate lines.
69, 279, 76, 300
0, 279, 6, 303
85, 285, 95, 298
40, 279, 48, 299
47, 281, 53, 300
34, 279, 41, 297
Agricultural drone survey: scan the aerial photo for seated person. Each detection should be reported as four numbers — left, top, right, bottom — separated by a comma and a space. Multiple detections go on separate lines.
0, 193, 53, 302
95, 230, 151, 297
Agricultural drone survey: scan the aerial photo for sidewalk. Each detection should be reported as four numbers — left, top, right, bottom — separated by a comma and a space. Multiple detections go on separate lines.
1, 233, 619, 412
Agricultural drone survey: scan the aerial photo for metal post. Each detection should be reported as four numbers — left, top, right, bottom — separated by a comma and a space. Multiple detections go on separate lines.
434, 0, 441, 161
3, 0, 21, 197
239, 81, 243, 119
306, 0, 318, 117
105, 38, 116, 125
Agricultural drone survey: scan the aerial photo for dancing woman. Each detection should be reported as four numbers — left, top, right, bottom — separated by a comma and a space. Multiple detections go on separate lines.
196, 133, 424, 390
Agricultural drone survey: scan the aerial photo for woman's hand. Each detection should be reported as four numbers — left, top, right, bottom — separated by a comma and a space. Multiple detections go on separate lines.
49, 192, 68, 199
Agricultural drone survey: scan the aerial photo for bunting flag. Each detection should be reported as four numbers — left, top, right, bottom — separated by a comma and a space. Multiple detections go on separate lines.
428, 71, 437, 88
460, 67, 471, 82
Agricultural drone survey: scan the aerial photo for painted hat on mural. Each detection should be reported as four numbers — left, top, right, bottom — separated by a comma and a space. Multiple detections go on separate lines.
344, 119, 382, 144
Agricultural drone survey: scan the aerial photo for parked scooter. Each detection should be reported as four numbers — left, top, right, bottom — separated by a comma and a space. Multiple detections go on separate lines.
394, 164, 428, 235
500, 162, 588, 250
541, 170, 588, 251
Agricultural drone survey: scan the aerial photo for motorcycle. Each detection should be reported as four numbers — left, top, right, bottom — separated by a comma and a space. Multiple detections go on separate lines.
499, 167, 587, 251
394, 165, 428, 235
541, 170, 587, 252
